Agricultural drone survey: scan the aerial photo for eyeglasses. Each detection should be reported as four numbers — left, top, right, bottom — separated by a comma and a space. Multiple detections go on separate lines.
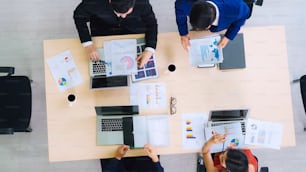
170, 97, 177, 115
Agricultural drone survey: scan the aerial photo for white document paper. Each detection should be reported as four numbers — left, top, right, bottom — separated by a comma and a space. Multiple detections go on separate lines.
47, 50, 83, 92
104, 39, 137, 76
130, 83, 167, 109
189, 35, 223, 66
182, 113, 209, 149
245, 119, 283, 149
133, 115, 169, 148
204, 123, 246, 153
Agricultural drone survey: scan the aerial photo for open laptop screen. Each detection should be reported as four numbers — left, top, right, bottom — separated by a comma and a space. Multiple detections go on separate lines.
95, 105, 139, 116
92, 75, 129, 89
210, 109, 248, 121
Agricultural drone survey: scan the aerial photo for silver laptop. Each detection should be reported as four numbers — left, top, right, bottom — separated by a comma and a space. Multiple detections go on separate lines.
89, 48, 130, 90
207, 109, 249, 135
96, 105, 139, 145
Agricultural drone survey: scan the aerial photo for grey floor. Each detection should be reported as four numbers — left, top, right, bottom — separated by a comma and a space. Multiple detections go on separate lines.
1, 0, 306, 171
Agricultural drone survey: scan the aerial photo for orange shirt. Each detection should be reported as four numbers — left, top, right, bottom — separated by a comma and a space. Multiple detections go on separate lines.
213, 149, 258, 172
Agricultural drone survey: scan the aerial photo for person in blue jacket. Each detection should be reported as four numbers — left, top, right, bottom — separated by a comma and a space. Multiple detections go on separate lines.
175, 0, 252, 51
101, 144, 164, 172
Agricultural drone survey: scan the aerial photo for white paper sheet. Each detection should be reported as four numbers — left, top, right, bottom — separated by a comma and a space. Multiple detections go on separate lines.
245, 119, 283, 149
104, 39, 137, 76
133, 115, 169, 148
130, 83, 167, 109
182, 113, 208, 149
189, 35, 223, 66
204, 123, 246, 153
47, 50, 83, 92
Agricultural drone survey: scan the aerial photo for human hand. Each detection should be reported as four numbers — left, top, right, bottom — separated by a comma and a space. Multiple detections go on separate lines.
180, 35, 191, 52
217, 36, 230, 48
209, 134, 227, 144
85, 44, 99, 61
144, 144, 159, 163
136, 50, 153, 68
115, 145, 130, 160
202, 134, 227, 155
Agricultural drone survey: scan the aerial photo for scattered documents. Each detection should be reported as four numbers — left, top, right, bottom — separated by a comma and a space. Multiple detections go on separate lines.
47, 50, 83, 92
189, 35, 223, 66
204, 122, 246, 153
245, 119, 283, 149
130, 83, 167, 109
104, 39, 137, 76
182, 113, 208, 149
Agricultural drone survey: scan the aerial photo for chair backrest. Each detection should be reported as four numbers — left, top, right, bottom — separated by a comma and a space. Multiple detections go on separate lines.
0, 128, 14, 135
0, 67, 14, 76
0, 67, 32, 132
254, 156, 269, 172
299, 75, 306, 114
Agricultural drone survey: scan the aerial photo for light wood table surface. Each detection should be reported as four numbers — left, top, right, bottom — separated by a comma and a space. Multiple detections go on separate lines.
43, 25, 295, 162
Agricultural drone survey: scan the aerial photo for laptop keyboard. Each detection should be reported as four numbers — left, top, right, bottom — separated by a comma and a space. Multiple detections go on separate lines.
101, 118, 123, 131
211, 121, 246, 135
92, 60, 106, 75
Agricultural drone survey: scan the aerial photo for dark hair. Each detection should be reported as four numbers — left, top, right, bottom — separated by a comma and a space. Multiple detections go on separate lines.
225, 149, 249, 172
110, 0, 136, 13
189, 1, 216, 31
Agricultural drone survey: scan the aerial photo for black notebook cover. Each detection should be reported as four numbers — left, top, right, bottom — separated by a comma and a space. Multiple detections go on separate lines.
219, 33, 246, 70
122, 117, 135, 148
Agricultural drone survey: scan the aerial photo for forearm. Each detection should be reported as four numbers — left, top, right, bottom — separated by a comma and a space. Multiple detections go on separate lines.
202, 142, 216, 172
225, 19, 246, 40
73, 3, 92, 43
142, 4, 158, 49
175, 0, 189, 36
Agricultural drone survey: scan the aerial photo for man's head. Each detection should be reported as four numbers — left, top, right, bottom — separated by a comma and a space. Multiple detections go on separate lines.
189, 1, 216, 31
110, 0, 136, 13
219, 149, 249, 172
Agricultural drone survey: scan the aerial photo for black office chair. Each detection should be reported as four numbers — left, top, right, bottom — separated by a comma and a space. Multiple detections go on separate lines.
0, 67, 32, 134
196, 153, 269, 172
292, 75, 306, 130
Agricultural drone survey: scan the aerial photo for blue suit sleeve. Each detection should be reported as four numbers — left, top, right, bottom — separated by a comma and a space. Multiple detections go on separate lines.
175, 0, 193, 36
224, 18, 246, 40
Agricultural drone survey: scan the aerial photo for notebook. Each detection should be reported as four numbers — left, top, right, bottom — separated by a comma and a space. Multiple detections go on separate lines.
89, 49, 130, 90
96, 105, 169, 148
207, 109, 249, 135
219, 33, 246, 70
